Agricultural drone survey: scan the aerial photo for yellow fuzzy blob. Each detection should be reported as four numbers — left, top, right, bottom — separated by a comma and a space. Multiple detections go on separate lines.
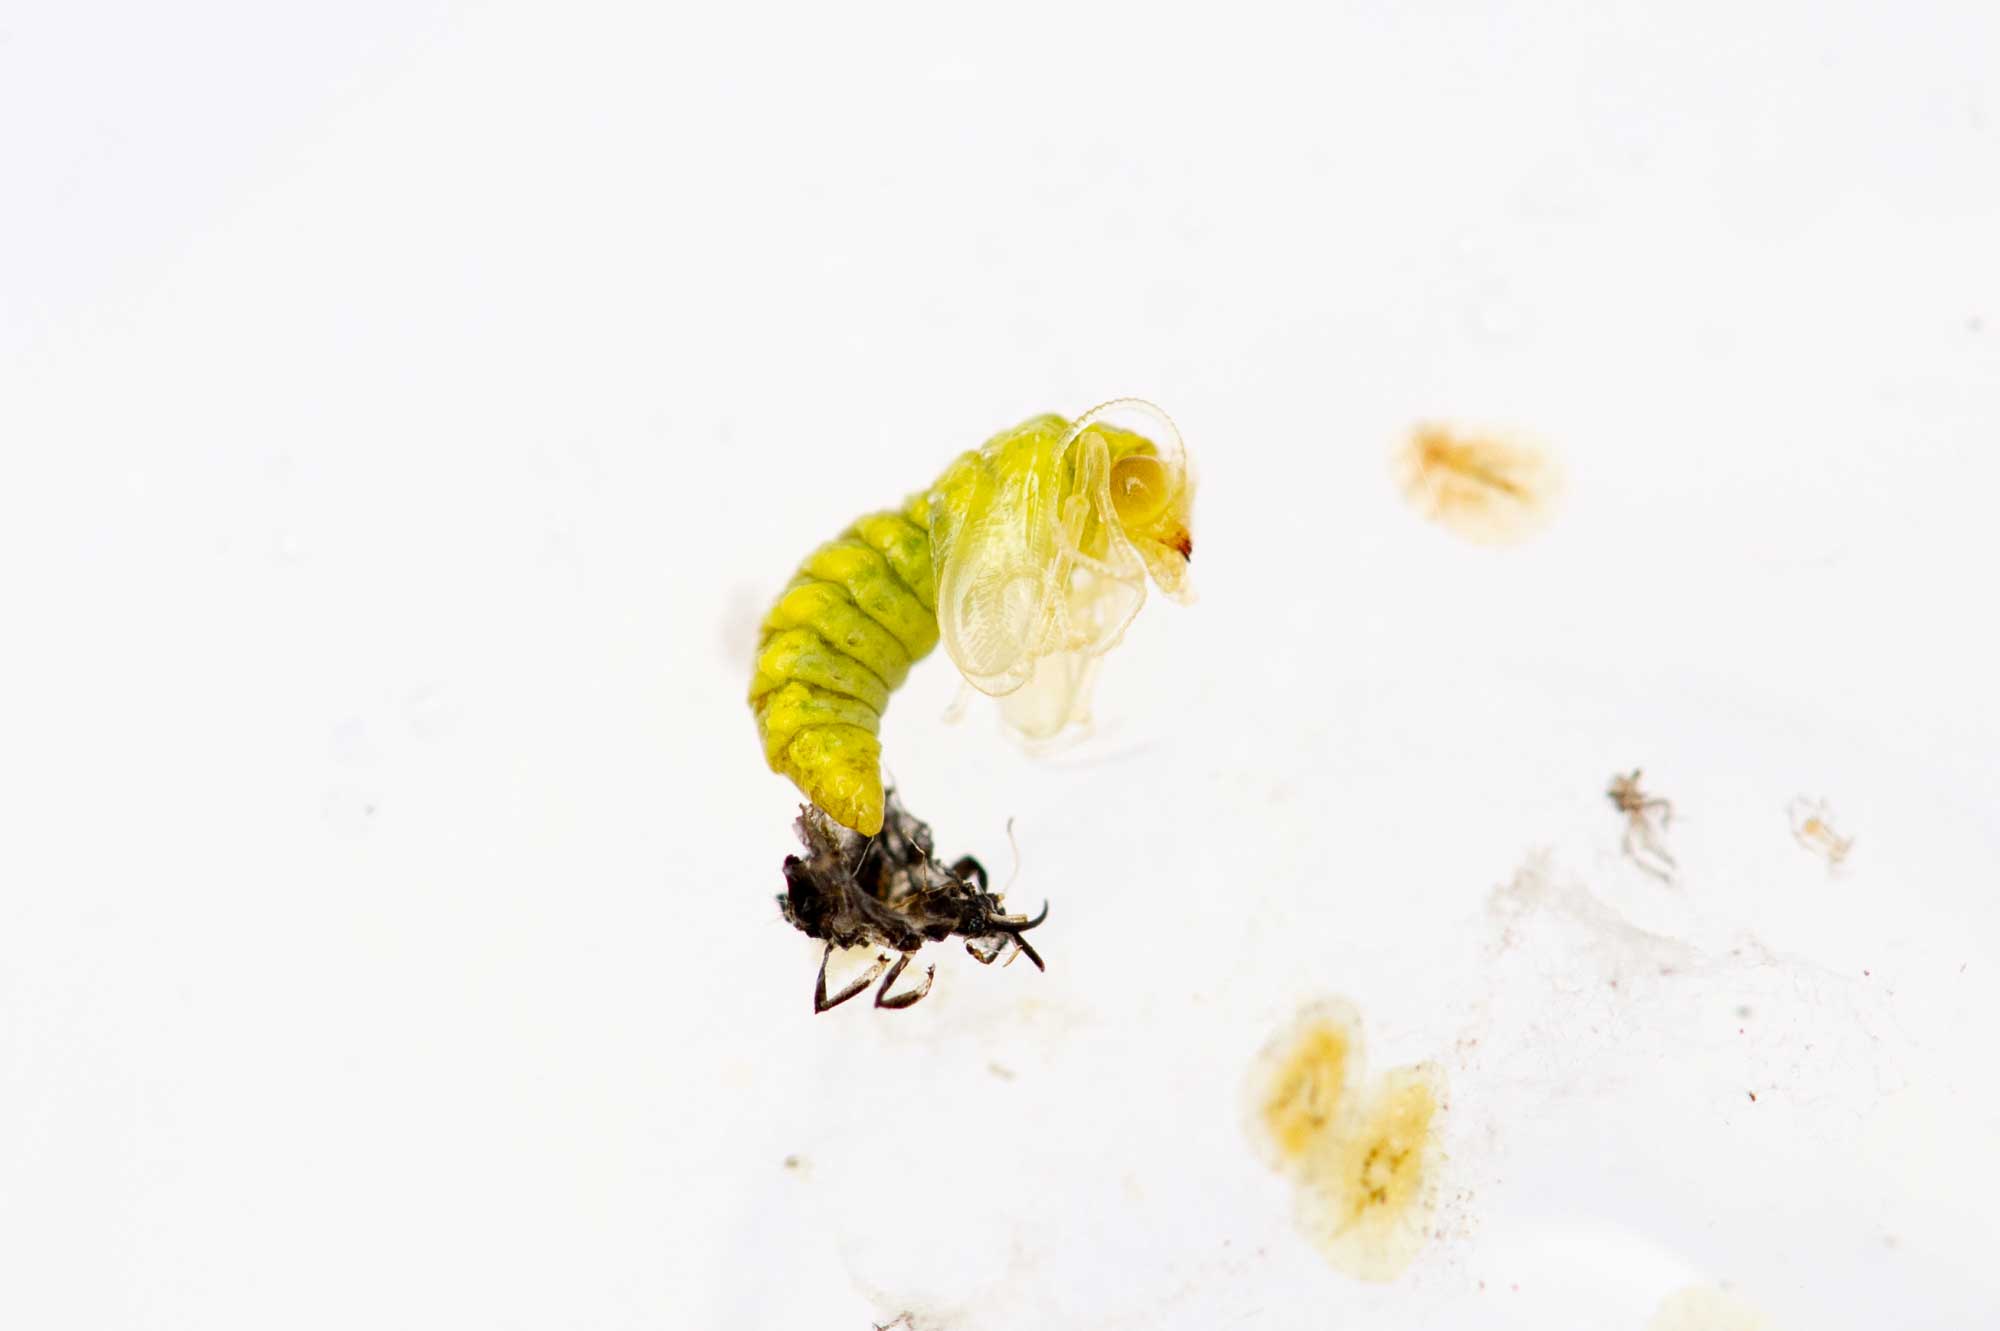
1394, 423, 1560, 544
1251, 1001, 1363, 1168
1295, 1064, 1444, 1282
1248, 1000, 1447, 1283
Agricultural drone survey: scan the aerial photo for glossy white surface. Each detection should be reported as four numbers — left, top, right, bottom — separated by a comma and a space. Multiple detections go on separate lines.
4, 3, 1997, 1327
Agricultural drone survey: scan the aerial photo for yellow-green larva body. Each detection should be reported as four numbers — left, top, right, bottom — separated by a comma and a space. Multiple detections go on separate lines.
749, 501, 938, 836
750, 402, 1195, 836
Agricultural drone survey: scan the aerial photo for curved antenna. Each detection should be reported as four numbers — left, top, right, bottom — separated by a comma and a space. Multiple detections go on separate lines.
1007, 931, 1046, 972
1063, 396, 1186, 464
1010, 900, 1050, 931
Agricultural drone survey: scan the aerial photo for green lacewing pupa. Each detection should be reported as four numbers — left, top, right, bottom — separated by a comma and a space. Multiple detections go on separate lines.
750, 400, 1195, 1010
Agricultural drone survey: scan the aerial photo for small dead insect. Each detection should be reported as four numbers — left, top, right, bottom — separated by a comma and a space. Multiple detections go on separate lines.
1607, 768, 1676, 882
1393, 424, 1560, 544
779, 788, 1047, 1013
1789, 796, 1854, 868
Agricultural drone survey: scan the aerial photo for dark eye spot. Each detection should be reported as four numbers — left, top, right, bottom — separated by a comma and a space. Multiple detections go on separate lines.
1173, 532, 1193, 560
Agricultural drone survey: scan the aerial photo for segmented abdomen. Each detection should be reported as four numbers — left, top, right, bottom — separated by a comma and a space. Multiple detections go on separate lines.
749, 493, 942, 836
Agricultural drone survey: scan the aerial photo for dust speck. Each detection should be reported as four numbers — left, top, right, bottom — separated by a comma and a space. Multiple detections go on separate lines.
322, 785, 380, 840
403, 682, 460, 741
1788, 796, 1853, 868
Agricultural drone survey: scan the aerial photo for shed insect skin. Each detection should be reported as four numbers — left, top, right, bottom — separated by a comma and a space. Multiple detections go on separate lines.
1607, 768, 1676, 882
1789, 797, 1854, 868
1394, 424, 1559, 544
781, 789, 1047, 1013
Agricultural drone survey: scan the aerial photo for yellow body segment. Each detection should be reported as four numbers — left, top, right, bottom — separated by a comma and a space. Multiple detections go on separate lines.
751, 403, 1194, 835
798, 541, 939, 659
760, 580, 912, 690
750, 629, 891, 714
752, 504, 938, 836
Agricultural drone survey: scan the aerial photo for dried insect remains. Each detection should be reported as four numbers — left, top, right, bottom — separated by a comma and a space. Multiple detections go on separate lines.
1789, 796, 1854, 868
1394, 424, 1560, 544
779, 788, 1047, 1013
1607, 768, 1676, 881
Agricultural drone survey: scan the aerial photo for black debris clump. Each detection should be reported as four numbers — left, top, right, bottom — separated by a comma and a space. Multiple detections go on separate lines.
778, 789, 1046, 1012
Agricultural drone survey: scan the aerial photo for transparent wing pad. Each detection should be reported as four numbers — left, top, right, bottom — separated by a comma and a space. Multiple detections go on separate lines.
930, 399, 1192, 740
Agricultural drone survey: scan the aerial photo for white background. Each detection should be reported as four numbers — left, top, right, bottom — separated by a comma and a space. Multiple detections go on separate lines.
3, 3, 1997, 1328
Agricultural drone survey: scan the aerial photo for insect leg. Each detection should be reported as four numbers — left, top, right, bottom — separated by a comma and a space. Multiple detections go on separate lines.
875, 952, 935, 1009
1623, 821, 1675, 882
814, 944, 891, 1014
1637, 815, 1676, 868
1008, 931, 1046, 972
